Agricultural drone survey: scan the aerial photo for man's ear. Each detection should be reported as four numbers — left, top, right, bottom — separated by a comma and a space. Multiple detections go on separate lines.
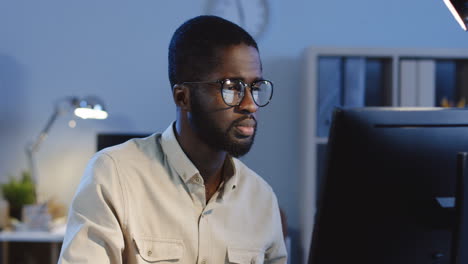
172, 84, 191, 112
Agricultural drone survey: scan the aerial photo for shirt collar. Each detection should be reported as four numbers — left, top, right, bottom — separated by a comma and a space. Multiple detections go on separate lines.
160, 122, 239, 194
161, 122, 199, 183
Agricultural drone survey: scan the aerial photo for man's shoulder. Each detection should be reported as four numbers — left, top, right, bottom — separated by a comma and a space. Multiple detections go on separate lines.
85, 133, 164, 179
97, 133, 162, 162
78, 133, 166, 191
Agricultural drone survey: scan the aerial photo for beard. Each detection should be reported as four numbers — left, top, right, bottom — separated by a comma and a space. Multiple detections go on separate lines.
189, 91, 256, 158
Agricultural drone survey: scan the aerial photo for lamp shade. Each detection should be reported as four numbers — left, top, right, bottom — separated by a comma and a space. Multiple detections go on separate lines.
72, 96, 108, 120
443, 0, 468, 30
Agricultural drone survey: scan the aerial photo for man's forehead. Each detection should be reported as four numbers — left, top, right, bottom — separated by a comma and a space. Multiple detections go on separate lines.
208, 44, 262, 80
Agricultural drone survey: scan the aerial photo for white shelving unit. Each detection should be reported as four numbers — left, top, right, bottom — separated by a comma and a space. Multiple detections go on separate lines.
299, 46, 468, 264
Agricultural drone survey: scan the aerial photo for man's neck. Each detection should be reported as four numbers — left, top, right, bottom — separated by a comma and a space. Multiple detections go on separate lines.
174, 121, 226, 199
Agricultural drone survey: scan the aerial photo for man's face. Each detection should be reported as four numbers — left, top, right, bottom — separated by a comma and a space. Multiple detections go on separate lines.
188, 44, 262, 157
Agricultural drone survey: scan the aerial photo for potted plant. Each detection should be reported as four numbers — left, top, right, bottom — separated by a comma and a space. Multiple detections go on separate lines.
1, 171, 36, 221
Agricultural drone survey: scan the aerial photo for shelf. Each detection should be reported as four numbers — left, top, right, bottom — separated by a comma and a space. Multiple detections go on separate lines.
315, 137, 328, 144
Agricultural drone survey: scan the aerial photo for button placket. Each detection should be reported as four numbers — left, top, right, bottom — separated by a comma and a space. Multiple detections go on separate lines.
189, 175, 206, 208
198, 205, 211, 264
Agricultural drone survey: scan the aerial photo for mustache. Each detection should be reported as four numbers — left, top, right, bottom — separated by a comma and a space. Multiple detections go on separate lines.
231, 116, 257, 129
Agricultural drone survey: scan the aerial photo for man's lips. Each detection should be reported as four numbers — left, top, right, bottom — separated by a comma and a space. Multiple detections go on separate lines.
236, 126, 255, 136
234, 119, 256, 137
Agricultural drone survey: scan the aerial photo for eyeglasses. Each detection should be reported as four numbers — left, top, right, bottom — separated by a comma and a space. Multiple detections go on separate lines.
181, 79, 273, 107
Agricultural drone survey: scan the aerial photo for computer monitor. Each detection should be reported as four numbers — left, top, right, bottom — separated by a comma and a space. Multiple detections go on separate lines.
309, 107, 468, 264
96, 133, 150, 151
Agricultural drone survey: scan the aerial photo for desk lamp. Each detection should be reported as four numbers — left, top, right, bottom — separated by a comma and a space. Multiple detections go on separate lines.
26, 96, 108, 194
443, 0, 468, 31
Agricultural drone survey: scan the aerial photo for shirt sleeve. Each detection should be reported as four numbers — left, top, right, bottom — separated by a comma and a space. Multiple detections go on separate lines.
265, 194, 288, 264
58, 153, 126, 264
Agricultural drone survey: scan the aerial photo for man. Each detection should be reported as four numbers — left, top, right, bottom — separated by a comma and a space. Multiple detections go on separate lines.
59, 15, 287, 264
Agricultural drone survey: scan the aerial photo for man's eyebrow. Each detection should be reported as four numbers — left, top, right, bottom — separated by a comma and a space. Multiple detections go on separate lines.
223, 76, 244, 80
223, 76, 264, 82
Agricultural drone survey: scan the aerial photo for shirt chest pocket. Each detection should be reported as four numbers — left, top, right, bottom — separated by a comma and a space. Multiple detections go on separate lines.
134, 237, 184, 263
227, 247, 265, 264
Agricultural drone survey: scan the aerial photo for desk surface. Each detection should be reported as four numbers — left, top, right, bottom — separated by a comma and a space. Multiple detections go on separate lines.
0, 231, 64, 242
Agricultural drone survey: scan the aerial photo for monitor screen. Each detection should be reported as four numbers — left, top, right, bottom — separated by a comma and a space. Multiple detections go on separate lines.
96, 133, 150, 151
309, 107, 468, 264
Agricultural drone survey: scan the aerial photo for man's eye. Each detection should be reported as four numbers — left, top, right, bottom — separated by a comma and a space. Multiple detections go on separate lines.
224, 83, 242, 91
251, 83, 263, 91
251, 86, 261, 91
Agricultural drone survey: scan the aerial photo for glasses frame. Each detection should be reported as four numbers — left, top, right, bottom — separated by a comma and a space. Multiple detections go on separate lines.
181, 78, 274, 107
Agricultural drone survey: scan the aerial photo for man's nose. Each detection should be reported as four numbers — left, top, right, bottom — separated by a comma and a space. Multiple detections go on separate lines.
237, 87, 258, 114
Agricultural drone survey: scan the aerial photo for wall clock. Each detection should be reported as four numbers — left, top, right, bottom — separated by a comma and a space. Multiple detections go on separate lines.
206, 0, 270, 39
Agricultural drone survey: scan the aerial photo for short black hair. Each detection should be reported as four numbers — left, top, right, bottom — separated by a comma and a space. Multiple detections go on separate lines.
168, 15, 259, 89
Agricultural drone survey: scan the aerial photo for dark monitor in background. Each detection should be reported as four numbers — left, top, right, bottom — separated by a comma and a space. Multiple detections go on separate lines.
309, 108, 468, 264
96, 133, 151, 151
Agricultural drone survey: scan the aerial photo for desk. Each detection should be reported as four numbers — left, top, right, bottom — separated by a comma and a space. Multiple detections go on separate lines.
0, 231, 64, 264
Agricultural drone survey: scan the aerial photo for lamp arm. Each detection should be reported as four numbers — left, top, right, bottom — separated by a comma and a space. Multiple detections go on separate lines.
29, 109, 60, 153
25, 107, 61, 188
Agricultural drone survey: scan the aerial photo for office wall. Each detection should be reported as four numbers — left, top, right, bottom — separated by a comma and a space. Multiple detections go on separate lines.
1, 0, 467, 262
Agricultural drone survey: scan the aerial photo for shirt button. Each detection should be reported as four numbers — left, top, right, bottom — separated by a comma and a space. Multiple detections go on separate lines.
195, 177, 202, 183
147, 250, 152, 256
200, 259, 207, 264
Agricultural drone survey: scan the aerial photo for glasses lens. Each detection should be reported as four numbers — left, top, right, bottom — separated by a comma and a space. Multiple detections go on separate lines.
222, 79, 244, 106
252, 80, 273, 106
